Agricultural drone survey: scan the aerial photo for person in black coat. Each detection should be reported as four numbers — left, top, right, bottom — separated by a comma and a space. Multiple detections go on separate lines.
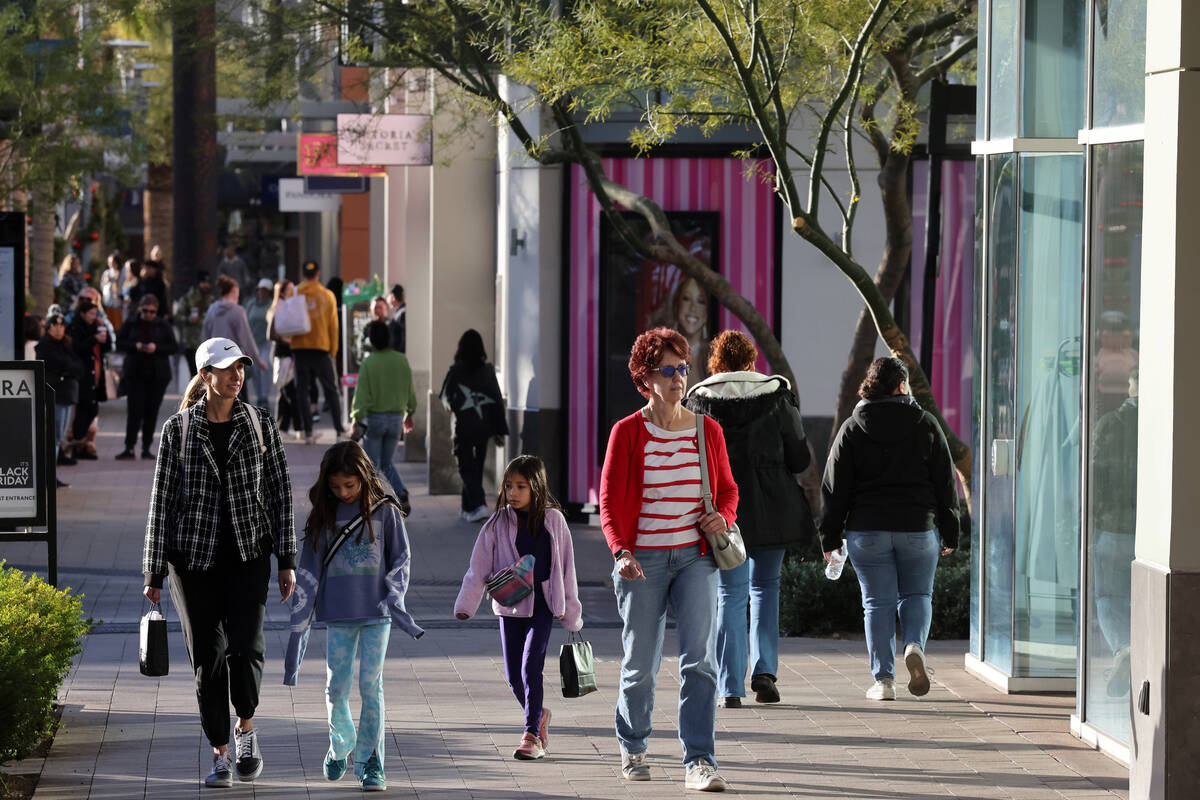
684, 330, 813, 706
67, 298, 112, 456
819, 356, 960, 702
115, 294, 179, 459
36, 312, 86, 473
438, 329, 509, 521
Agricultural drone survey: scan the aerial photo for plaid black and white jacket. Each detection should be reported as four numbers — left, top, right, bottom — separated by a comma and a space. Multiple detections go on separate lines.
142, 396, 297, 588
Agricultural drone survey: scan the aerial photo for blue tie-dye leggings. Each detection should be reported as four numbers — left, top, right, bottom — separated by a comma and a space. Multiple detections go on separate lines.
326, 621, 391, 776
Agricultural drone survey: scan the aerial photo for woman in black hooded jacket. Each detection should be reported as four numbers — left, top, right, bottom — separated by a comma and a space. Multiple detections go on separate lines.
685, 330, 814, 706
819, 356, 959, 702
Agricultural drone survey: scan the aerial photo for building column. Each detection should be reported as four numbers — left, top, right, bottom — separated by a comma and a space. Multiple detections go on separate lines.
1130, 2, 1200, 795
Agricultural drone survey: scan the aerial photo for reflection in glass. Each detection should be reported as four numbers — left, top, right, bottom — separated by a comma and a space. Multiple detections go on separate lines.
971, 157, 984, 658
989, 0, 1019, 139
1022, 0, 1086, 137
1014, 154, 1084, 676
1084, 142, 1142, 744
983, 153, 1017, 673
1091, 0, 1146, 128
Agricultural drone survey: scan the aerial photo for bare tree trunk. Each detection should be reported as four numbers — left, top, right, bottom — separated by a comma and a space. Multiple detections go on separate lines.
832, 150, 913, 433
29, 188, 55, 311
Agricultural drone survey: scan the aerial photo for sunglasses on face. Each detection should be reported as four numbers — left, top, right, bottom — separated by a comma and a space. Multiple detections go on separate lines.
653, 363, 690, 378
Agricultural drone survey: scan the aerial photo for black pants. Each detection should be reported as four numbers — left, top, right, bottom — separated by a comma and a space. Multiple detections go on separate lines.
454, 436, 488, 512
277, 379, 304, 432
184, 348, 198, 377
292, 349, 342, 435
168, 552, 270, 749
125, 380, 167, 451
72, 395, 99, 442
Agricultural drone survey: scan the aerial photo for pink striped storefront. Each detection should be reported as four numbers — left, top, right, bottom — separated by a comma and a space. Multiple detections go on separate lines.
567, 158, 778, 506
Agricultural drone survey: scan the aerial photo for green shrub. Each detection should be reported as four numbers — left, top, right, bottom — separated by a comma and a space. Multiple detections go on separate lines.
0, 562, 91, 763
780, 551, 970, 640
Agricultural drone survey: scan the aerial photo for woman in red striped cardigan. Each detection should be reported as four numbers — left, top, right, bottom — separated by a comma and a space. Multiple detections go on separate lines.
600, 327, 738, 793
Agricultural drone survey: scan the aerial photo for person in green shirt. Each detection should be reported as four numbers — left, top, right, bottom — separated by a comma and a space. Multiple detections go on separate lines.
351, 321, 417, 512
174, 272, 215, 377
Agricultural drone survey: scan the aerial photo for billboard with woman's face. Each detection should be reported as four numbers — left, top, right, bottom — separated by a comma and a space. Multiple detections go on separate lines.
599, 211, 719, 456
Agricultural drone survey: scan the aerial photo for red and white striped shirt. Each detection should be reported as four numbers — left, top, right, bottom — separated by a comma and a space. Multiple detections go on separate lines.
636, 416, 703, 549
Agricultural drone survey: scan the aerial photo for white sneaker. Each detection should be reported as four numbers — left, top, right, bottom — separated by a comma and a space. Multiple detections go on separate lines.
620, 750, 651, 781
904, 643, 930, 696
684, 759, 727, 792
205, 752, 233, 788
865, 678, 896, 701
466, 504, 491, 522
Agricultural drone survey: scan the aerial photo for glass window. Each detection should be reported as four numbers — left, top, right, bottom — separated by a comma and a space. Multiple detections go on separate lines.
989, 0, 1020, 139
1083, 141, 1142, 743
983, 152, 1017, 672
1091, 0, 1146, 128
1021, 0, 1086, 137
977, 0, 989, 140
971, 156, 985, 658
1013, 153, 1084, 676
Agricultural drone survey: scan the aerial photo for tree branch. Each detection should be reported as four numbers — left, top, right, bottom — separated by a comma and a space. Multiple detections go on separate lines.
913, 34, 977, 87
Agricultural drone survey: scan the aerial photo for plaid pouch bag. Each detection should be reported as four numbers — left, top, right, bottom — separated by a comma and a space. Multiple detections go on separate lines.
485, 554, 536, 606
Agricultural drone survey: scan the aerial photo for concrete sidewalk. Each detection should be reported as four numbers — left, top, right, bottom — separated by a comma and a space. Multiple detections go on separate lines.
1, 399, 1129, 799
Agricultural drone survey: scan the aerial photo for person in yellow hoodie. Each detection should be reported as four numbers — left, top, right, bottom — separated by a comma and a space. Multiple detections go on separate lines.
291, 261, 344, 443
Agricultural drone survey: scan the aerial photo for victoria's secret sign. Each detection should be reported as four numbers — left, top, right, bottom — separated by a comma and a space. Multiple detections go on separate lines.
336, 114, 433, 166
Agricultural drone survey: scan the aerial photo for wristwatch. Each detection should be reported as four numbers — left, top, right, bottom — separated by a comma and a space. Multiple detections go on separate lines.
614, 549, 631, 561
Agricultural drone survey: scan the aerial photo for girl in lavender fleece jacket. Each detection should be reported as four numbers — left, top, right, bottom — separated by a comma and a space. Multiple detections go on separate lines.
455, 455, 583, 762
284, 442, 423, 791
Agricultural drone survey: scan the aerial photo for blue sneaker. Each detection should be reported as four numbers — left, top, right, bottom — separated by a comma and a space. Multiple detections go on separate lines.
323, 751, 347, 781
360, 752, 386, 792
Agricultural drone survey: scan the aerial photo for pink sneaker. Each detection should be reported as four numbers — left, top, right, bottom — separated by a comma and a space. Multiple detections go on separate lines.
513, 732, 545, 760
538, 708, 551, 751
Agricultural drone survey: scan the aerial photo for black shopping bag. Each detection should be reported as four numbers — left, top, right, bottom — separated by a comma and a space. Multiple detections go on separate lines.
559, 632, 597, 698
139, 602, 169, 677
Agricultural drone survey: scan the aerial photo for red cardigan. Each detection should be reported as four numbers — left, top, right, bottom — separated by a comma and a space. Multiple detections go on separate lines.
600, 410, 739, 557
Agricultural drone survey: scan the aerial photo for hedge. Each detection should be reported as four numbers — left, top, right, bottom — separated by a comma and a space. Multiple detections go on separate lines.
0, 562, 91, 764
779, 550, 970, 640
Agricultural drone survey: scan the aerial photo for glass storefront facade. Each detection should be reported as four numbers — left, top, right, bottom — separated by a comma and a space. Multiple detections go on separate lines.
974, 0, 1144, 750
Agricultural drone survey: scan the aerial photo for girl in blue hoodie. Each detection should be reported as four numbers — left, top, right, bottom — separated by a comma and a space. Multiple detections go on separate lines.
284, 441, 424, 791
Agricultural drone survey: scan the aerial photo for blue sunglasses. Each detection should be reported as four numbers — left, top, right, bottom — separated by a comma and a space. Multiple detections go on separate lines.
653, 363, 690, 378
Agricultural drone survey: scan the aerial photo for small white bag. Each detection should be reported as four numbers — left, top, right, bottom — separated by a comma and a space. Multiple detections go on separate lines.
273, 294, 312, 337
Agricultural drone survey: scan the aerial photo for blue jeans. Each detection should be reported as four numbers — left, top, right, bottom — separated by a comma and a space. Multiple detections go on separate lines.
613, 544, 719, 767
326, 621, 390, 778
846, 530, 939, 681
363, 412, 408, 497
54, 403, 72, 449
716, 548, 785, 697
250, 341, 272, 409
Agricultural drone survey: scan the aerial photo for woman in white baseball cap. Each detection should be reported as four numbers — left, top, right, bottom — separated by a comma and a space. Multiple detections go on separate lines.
141, 336, 298, 789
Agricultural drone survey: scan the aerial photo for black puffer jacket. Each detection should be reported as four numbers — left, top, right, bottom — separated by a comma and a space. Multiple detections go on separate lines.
819, 395, 960, 552
685, 372, 815, 553
35, 334, 85, 405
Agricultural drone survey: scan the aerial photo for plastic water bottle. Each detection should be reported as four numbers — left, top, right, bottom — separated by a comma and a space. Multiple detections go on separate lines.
825, 546, 848, 580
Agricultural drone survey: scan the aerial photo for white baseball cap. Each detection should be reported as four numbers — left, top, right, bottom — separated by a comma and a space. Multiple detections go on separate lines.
195, 338, 254, 372
257, 277, 274, 290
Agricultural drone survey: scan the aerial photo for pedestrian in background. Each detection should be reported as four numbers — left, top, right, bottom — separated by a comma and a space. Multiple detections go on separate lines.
24, 314, 44, 360
266, 279, 304, 437
284, 441, 423, 792
439, 329, 508, 522
100, 252, 125, 329
216, 245, 252, 297
115, 295, 178, 460
36, 312, 84, 475
350, 321, 416, 513
67, 298, 112, 460
454, 455, 582, 761
142, 338, 296, 789
175, 272, 214, 378
128, 259, 169, 314
685, 330, 814, 707
819, 356, 960, 701
203, 275, 264, 393
290, 260, 344, 444
387, 284, 406, 353
600, 326, 736, 792
244, 278, 274, 409
56, 254, 86, 309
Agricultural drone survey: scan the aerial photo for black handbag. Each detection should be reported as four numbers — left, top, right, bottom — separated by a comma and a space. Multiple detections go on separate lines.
559, 631, 597, 698
139, 602, 169, 677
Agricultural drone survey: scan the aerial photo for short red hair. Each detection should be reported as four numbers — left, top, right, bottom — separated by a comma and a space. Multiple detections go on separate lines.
708, 330, 758, 374
629, 327, 691, 397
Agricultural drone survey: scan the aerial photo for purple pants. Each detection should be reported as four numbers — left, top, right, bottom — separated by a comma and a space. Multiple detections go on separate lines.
499, 598, 554, 736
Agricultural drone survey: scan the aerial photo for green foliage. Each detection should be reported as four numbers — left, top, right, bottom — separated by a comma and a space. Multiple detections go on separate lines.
780, 551, 970, 640
0, 562, 91, 763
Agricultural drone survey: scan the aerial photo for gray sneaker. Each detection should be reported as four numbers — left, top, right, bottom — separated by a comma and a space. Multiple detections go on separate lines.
621, 750, 651, 781
865, 678, 896, 701
904, 643, 930, 697
204, 752, 233, 788
685, 759, 727, 792
233, 727, 263, 781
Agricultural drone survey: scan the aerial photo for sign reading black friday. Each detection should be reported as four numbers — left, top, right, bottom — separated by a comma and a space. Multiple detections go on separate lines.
0, 368, 37, 518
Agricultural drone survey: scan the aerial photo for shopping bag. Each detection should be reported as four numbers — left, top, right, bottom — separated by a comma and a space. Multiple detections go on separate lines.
485, 554, 535, 607
559, 632, 597, 698
139, 602, 169, 677
273, 294, 312, 337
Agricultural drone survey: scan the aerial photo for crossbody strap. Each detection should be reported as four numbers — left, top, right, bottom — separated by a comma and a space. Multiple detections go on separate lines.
322, 495, 404, 569
694, 413, 716, 516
